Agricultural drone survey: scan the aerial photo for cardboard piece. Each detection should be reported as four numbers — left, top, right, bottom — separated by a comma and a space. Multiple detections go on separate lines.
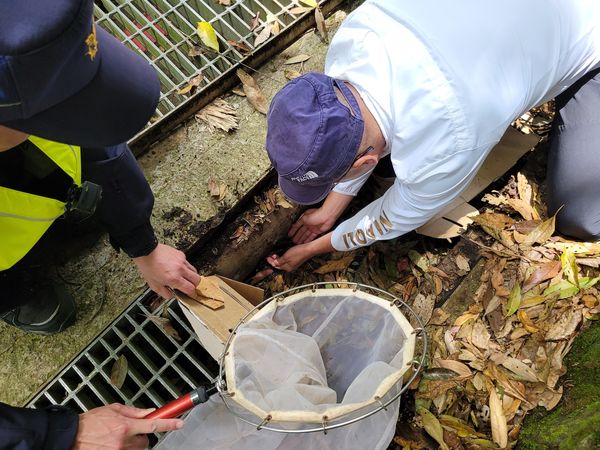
192, 276, 225, 310
175, 275, 263, 360
416, 127, 540, 238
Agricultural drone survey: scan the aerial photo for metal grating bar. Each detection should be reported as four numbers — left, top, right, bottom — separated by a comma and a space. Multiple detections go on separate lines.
88, 0, 348, 154
93, 0, 305, 128
27, 292, 218, 445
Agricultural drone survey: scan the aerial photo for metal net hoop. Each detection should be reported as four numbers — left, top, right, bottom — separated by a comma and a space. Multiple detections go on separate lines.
215, 282, 428, 434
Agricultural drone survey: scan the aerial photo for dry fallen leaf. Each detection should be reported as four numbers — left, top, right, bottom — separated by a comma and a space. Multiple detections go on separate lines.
517, 309, 540, 333
522, 260, 561, 292
250, 12, 260, 31
435, 359, 472, 379
283, 54, 311, 65
284, 69, 302, 80
491, 265, 510, 296
538, 386, 563, 411
110, 355, 128, 389
254, 24, 272, 47
289, 6, 312, 15
146, 314, 182, 342
489, 387, 508, 448
273, 188, 294, 208
314, 254, 355, 274
227, 39, 252, 55
188, 46, 205, 57
545, 308, 582, 341
196, 98, 238, 132
561, 246, 579, 287
236, 69, 269, 114
417, 407, 450, 450
177, 73, 203, 95
217, 0, 231, 5
314, 7, 328, 43
521, 214, 556, 246
412, 293, 435, 325
473, 212, 515, 241
500, 356, 540, 382
455, 254, 471, 272
470, 321, 491, 350
207, 176, 227, 201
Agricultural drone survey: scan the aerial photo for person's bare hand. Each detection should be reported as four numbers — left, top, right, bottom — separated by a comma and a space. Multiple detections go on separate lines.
73, 403, 184, 450
267, 244, 314, 272
289, 208, 337, 245
133, 243, 200, 299
288, 192, 353, 244
267, 234, 335, 272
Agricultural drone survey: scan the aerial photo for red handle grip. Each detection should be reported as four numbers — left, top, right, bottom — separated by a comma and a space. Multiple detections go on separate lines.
145, 393, 194, 419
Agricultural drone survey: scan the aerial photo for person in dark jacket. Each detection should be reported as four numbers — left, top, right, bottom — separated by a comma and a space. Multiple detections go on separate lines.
0, 0, 195, 447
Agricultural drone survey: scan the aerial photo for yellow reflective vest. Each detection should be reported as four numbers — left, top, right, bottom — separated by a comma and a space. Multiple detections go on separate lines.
0, 136, 81, 271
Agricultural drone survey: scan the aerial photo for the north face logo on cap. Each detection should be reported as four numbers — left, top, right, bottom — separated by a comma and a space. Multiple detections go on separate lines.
290, 171, 319, 183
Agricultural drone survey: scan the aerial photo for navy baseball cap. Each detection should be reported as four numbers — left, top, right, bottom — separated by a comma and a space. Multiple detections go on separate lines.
266, 72, 364, 205
0, 0, 159, 147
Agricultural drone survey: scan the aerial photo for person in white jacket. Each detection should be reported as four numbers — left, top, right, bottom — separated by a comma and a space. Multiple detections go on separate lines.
265, 0, 600, 271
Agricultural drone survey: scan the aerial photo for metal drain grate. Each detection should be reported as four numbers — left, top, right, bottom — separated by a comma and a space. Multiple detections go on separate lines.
94, 0, 302, 130
27, 292, 216, 444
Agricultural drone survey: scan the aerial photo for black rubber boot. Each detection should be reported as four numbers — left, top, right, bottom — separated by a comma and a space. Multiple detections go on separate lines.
1, 281, 76, 336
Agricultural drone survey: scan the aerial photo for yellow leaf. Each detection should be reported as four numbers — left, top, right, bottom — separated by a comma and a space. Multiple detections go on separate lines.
197, 21, 219, 51
520, 294, 546, 308
299, 0, 318, 8
506, 282, 522, 316
438, 415, 486, 438
517, 310, 539, 333
417, 407, 450, 450
561, 246, 579, 287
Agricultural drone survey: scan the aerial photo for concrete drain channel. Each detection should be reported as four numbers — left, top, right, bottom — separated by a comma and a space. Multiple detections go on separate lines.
25, 0, 346, 445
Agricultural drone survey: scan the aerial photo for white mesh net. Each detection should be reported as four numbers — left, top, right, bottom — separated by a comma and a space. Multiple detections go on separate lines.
158, 288, 416, 450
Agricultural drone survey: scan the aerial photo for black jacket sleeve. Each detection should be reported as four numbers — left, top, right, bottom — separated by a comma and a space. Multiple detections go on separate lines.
81, 143, 158, 258
0, 402, 78, 450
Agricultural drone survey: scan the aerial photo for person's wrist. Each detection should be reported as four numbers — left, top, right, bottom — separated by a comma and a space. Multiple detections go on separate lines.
307, 233, 334, 255
322, 192, 352, 218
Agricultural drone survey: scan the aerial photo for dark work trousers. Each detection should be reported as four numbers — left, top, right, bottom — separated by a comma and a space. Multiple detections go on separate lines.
547, 67, 600, 240
0, 143, 155, 314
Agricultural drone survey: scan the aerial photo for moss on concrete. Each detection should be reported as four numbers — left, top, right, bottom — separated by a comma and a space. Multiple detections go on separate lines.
517, 322, 600, 450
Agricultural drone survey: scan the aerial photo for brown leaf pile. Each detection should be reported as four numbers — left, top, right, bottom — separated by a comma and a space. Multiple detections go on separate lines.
412, 173, 599, 449
195, 98, 238, 132
252, 165, 598, 448
229, 187, 295, 247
